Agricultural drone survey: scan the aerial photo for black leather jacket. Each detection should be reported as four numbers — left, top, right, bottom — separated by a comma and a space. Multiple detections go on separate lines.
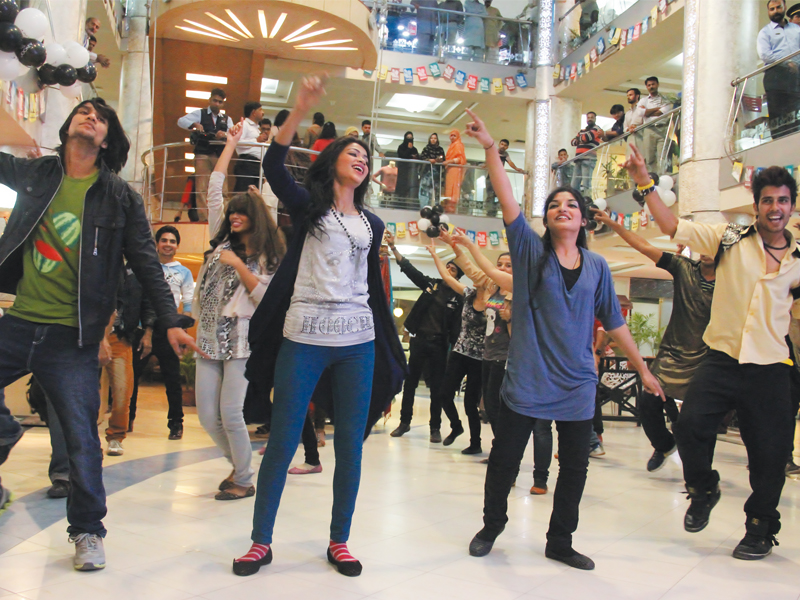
398, 257, 463, 345
0, 153, 189, 346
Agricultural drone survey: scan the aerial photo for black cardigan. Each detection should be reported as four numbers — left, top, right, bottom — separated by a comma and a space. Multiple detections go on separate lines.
246, 142, 407, 436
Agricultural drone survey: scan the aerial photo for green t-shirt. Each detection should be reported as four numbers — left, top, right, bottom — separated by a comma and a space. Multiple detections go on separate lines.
9, 172, 99, 327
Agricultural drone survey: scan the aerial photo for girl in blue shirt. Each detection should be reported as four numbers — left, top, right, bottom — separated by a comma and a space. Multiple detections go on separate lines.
463, 109, 663, 570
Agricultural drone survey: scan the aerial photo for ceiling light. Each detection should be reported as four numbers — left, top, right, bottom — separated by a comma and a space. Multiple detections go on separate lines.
185, 166, 195, 173
397, 25, 404, 30
182, 19, 238, 41
175, 26, 233, 41
185, 153, 195, 160
186, 90, 212, 99
457, 37, 464, 43
270, 13, 287, 38
295, 39, 353, 48
402, 31, 409, 37
225, 9, 253, 38
295, 47, 357, 50
395, 245, 418, 255
261, 78, 279, 95
283, 21, 319, 42
258, 10, 268, 38
386, 93, 445, 114
393, 307, 403, 317
186, 73, 228, 84
205, 12, 248, 38
286, 27, 335, 43
185, 106, 202, 113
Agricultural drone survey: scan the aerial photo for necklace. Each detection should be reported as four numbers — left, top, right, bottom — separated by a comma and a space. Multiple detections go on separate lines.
763, 238, 790, 265
330, 209, 373, 252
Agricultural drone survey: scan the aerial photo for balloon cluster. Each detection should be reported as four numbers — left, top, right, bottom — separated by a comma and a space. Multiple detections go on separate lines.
0, 2, 96, 100
417, 203, 450, 238
632, 173, 677, 208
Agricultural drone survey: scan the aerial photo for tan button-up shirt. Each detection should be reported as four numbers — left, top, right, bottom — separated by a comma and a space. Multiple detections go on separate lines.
673, 220, 800, 365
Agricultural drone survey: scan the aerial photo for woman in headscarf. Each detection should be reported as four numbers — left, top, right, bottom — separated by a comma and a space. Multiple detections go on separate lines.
419, 132, 445, 207
396, 131, 419, 201
443, 129, 467, 213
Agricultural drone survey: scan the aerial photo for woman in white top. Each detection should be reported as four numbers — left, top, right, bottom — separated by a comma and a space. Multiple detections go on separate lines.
194, 121, 286, 500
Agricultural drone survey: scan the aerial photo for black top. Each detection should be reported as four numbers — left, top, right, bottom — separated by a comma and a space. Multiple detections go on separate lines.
560, 260, 583, 292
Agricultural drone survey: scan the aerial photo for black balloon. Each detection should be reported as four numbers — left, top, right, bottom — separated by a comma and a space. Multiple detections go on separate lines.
632, 189, 644, 206
429, 213, 440, 226
0, 0, 19, 24
425, 225, 440, 238
0, 22, 22, 53
37, 63, 57, 86
76, 62, 97, 83
431, 203, 444, 215
419, 205, 433, 219
55, 64, 77, 87
16, 38, 46, 68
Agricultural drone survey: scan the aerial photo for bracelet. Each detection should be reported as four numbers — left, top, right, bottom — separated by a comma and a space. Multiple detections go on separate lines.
636, 179, 655, 191
640, 184, 657, 197
484, 140, 495, 151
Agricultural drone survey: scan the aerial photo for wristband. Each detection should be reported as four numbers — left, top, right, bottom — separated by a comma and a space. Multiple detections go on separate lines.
636, 179, 655, 191
640, 184, 657, 197
484, 140, 495, 151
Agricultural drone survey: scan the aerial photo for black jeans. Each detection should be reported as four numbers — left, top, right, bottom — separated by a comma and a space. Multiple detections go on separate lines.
301, 412, 320, 466
440, 351, 482, 445
639, 391, 680, 453
482, 359, 506, 433
130, 329, 184, 426
482, 400, 592, 552
399, 333, 451, 430
676, 350, 793, 532
233, 156, 262, 192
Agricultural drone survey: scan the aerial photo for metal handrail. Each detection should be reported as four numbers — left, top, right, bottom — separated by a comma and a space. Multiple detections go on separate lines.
731, 47, 800, 87
360, 0, 536, 26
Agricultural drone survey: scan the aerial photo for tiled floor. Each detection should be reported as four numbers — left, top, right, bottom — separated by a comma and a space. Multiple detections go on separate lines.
2, 384, 800, 599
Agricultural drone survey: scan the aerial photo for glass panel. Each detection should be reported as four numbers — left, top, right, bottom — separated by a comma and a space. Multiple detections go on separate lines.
557, 0, 640, 60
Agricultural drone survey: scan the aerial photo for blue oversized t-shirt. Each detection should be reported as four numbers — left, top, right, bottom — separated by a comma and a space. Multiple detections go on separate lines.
501, 212, 625, 421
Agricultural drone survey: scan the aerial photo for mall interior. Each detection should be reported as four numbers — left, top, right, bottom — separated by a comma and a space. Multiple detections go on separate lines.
1, 0, 800, 597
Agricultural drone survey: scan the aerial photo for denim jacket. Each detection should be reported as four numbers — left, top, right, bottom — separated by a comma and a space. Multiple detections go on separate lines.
0, 153, 189, 346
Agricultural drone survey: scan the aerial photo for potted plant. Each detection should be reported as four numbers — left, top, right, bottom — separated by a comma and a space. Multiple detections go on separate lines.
627, 312, 663, 358
179, 353, 196, 406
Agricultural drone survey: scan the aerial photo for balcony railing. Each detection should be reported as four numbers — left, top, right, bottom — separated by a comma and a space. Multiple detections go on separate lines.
361, 0, 536, 67
552, 107, 680, 201
557, 0, 640, 60
140, 141, 525, 223
726, 48, 800, 155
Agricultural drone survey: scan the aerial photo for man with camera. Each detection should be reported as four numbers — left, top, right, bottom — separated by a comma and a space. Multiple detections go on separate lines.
178, 88, 234, 214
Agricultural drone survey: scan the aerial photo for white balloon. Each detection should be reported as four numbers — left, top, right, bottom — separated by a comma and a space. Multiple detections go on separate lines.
657, 175, 674, 191
17, 61, 29, 77
417, 218, 432, 231
44, 42, 68, 66
439, 214, 450, 224
59, 81, 83, 99
0, 51, 21, 81
660, 189, 677, 207
64, 41, 90, 69
15, 8, 48, 41
593, 198, 607, 212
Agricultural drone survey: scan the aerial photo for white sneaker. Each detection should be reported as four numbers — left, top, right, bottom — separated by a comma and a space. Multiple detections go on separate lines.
589, 442, 605, 458
69, 533, 106, 571
106, 440, 124, 456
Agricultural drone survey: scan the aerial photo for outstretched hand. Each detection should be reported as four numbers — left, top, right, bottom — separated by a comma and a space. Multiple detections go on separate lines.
296, 74, 328, 114
589, 207, 614, 227
641, 367, 666, 402
226, 119, 244, 144
438, 228, 455, 246
167, 327, 209, 359
463, 108, 494, 149
451, 230, 472, 247
425, 242, 437, 256
621, 143, 651, 186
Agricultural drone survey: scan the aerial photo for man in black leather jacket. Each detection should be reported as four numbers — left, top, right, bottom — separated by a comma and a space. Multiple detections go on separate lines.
0, 98, 202, 571
386, 233, 463, 443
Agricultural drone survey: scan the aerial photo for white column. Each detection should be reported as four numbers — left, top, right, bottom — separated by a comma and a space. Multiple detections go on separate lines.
679, 0, 760, 223
117, 0, 151, 189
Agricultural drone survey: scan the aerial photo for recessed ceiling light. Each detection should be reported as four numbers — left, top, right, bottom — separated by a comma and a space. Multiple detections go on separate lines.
261, 78, 279, 95
225, 9, 253, 38
186, 73, 228, 84
386, 93, 445, 113
175, 26, 234, 41
295, 47, 357, 51
270, 13, 288, 38
205, 12, 248, 38
295, 39, 353, 48
185, 166, 195, 173
286, 27, 335, 43
182, 19, 238, 41
258, 10, 268, 38
283, 21, 319, 42
185, 106, 202, 113
185, 153, 195, 160
186, 90, 212, 99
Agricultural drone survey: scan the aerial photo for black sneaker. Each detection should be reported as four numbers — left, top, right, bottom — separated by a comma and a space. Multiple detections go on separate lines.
733, 532, 777, 560
647, 445, 677, 472
390, 423, 410, 437
545, 546, 595, 570
684, 484, 721, 533
443, 425, 464, 446
47, 479, 70, 499
468, 527, 502, 557
168, 424, 183, 440
461, 445, 482, 455
429, 430, 442, 443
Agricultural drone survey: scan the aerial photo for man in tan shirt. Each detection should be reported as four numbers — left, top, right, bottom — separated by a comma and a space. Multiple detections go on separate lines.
625, 145, 800, 562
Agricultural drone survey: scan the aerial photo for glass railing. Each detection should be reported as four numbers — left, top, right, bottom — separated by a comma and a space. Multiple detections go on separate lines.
552, 107, 680, 201
361, 0, 536, 67
726, 48, 800, 154
140, 142, 524, 222
557, 0, 640, 60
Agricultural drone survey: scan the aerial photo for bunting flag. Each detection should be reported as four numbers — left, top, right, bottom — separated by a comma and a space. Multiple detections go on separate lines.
386, 222, 397, 236
477, 232, 488, 247
396, 222, 407, 238
467, 74, 478, 90
466, 230, 477, 243
408, 221, 419, 236
417, 66, 428, 81
403, 68, 414, 83
489, 231, 500, 246
429, 63, 442, 77
455, 70, 467, 86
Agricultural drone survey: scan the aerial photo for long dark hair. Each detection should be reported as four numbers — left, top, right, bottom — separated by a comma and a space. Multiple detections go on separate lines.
300, 137, 371, 236
58, 98, 129, 174
320, 121, 337, 140
205, 189, 286, 273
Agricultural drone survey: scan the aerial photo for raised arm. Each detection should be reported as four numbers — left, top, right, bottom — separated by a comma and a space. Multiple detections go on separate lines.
214, 119, 243, 176
463, 108, 520, 224
590, 208, 663, 264
453, 230, 513, 291
207, 121, 243, 237
426, 243, 466, 295
622, 144, 677, 237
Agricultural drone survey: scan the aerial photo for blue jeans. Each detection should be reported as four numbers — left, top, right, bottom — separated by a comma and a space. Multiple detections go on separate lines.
570, 156, 596, 197
0, 315, 105, 536
251, 339, 375, 544
0, 387, 22, 457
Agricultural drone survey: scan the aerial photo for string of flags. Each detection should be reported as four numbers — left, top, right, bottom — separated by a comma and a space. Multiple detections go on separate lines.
384, 221, 508, 247
733, 163, 796, 189
606, 207, 654, 233
364, 62, 528, 95
555, 0, 677, 84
